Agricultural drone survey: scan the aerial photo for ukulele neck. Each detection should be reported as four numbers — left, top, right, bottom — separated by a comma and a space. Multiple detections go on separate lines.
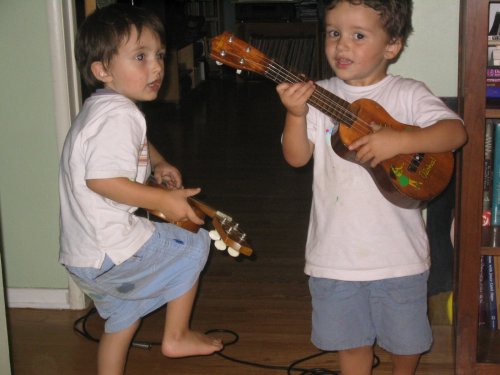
263, 61, 354, 126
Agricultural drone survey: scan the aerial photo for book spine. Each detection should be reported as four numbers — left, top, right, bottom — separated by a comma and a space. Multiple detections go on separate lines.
490, 121, 500, 226
480, 120, 495, 326
487, 86, 500, 98
484, 120, 494, 226
494, 257, 500, 329
487, 67, 500, 77
480, 256, 487, 326
490, 11, 500, 36
486, 256, 498, 329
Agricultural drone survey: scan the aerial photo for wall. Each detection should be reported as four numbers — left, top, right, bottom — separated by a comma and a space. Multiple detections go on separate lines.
0, 0, 68, 295
389, 0, 460, 97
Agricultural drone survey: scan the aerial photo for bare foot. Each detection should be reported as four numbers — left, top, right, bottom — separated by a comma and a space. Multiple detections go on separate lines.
162, 331, 223, 358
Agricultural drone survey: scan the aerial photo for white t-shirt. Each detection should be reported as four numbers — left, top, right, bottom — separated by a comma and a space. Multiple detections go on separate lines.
304, 75, 462, 281
59, 90, 154, 268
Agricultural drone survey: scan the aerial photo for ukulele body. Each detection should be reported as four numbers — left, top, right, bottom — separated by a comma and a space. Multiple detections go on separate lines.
331, 98, 454, 209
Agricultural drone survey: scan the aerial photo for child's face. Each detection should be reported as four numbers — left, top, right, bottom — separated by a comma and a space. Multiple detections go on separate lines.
96, 26, 165, 101
324, 1, 401, 86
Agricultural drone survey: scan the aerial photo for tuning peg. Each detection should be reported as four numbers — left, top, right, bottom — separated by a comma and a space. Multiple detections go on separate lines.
216, 61, 223, 66
236, 69, 242, 75
227, 247, 239, 257
214, 240, 227, 251
209, 230, 221, 241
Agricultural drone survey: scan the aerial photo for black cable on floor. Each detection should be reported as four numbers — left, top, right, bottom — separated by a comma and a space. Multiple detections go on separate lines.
74, 308, 380, 374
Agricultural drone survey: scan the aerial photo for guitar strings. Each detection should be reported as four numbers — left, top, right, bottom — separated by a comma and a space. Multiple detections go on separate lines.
217, 47, 418, 166
223, 48, 374, 135
266, 62, 373, 134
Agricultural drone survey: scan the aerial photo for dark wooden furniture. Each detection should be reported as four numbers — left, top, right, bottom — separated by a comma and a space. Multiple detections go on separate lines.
456, 1, 500, 374
160, 39, 205, 104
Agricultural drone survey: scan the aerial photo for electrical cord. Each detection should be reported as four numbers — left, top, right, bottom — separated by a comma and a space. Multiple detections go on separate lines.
73, 308, 380, 374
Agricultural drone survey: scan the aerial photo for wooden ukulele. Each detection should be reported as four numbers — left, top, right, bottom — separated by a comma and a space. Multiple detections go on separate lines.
145, 178, 252, 257
209, 32, 454, 209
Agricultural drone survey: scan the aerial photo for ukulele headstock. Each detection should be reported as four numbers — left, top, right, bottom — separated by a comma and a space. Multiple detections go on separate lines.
210, 32, 269, 75
145, 177, 252, 257
208, 212, 252, 257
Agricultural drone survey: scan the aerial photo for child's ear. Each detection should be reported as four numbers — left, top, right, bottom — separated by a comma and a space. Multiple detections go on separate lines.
90, 61, 112, 84
384, 38, 403, 60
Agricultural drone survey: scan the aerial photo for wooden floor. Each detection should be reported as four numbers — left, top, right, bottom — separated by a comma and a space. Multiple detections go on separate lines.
8, 77, 455, 374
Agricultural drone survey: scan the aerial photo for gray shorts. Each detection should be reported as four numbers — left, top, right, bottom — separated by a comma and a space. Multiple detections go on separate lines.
308, 271, 432, 355
66, 222, 210, 333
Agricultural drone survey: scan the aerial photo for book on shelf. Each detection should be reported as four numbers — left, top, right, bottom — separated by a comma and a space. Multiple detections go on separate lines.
495, 257, 500, 324
484, 120, 494, 226
480, 120, 494, 326
487, 66, 500, 77
487, 78, 500, 87
489, 8, 500, 47
481, 119, 500, 330
480, 257, 488, 326
485, 255, 498, 329
490, 121, 500, 228
490, 11, 500, 43
487, 67, 500, 96
488, 86, 500, 99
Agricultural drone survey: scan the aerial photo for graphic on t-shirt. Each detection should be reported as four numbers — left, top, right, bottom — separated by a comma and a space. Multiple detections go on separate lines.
139, 141, 149, 167
325, 120, 339, 145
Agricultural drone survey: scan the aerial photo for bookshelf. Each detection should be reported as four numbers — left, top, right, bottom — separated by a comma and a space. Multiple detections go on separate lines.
232, 1, 326, 80
184, 0, 222, 38
184, 0, 222, 74
160, 39, 205, 104
235, 21, 322, 80
456, 1, 500, 374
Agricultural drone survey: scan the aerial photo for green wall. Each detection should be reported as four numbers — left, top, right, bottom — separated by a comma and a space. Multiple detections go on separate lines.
0, 0, 460, 293
390, 0, 460, 97
0, 1, 68, 289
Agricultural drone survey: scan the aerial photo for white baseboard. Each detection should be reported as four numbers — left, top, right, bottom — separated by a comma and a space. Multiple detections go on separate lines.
7, 288, 71, 309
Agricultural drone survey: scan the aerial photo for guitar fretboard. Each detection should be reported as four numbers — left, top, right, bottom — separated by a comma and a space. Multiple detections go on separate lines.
264, 61, 355, 127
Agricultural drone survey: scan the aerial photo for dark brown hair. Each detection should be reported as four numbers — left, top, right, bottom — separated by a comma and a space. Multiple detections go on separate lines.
75, 4, 165, 91
325, 0, 413, 45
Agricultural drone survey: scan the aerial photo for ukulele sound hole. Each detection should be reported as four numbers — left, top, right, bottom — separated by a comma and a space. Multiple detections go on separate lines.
407, 153, 425, 172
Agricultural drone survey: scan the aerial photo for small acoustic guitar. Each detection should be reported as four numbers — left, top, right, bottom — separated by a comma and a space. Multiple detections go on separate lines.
209, 32, 455, 209
145, 178, 252, 257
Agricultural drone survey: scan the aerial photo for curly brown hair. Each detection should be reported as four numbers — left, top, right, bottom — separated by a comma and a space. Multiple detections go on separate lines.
325, 0, 413, 45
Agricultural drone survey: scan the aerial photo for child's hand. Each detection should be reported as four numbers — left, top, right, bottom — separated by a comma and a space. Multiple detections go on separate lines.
153, 161, 182, 189
348, 123, 403, 167
276, 81, 315, 117
158, 187, 205, 225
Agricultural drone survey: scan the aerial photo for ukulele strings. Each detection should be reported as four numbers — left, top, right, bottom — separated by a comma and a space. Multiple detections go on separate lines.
217, 45, 417, 167
227, 49, 375, 135
225, 48, 420, 167
267, 62, 373, 135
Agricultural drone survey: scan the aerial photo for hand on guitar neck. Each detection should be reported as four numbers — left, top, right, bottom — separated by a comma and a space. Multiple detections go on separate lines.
145, 177, 252, 257
209, 32, 454, 209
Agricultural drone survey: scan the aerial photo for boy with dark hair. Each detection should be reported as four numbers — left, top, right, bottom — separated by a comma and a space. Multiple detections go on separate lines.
59, 4, 222, 374
276, 1, 467, 374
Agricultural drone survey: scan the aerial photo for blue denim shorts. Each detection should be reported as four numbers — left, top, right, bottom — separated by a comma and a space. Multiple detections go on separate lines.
66, 222, 210, 333
308, 271, 432, 355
